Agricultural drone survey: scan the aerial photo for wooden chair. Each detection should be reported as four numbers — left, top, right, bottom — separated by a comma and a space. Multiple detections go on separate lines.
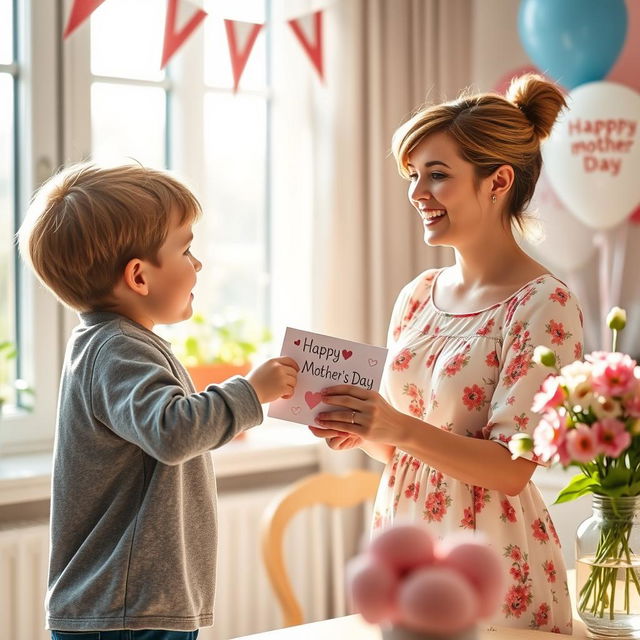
260, 469, 380, 627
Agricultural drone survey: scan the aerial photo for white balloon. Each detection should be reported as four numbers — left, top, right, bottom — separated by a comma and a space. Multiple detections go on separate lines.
543, 82, 640, 230
523, 170, 596, 271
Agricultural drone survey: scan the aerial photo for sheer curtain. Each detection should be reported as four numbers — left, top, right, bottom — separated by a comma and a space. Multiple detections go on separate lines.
270, 1, 471, 479
310, 0, 472, 346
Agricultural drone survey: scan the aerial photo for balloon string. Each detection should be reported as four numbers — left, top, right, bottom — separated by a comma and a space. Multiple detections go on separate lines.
564, 268, 598, 353
594, 230, 611, 350
610, 221, 628, 320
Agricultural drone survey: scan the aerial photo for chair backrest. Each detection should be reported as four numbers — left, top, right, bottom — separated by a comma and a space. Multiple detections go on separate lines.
260, 469, 380, 627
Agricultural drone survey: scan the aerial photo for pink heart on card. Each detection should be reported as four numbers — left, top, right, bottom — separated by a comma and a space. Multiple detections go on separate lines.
368, 358, 378, 367
294, 339, 301, 346
291, 406, 302, 416
305, 391, 323, 409
342, 349, 353, 360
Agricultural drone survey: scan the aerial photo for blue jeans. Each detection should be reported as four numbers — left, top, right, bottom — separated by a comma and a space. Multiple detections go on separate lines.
51, 632, 198, 640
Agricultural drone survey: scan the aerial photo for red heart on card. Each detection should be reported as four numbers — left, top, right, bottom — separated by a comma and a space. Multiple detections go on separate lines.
294, 339, 301, 346
305, 391, 323, 409
291, 406, 302, 416
342, 349, 353, 360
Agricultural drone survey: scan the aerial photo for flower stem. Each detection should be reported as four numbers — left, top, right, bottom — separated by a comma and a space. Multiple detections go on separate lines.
579, 517, 640, 620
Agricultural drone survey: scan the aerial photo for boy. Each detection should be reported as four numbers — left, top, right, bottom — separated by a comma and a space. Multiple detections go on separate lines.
18, 163, 299, 639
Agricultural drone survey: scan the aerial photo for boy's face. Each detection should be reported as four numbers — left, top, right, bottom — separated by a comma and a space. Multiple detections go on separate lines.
143, 209, 202, 326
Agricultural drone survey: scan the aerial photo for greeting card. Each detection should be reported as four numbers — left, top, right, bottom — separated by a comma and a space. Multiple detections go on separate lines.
268, 327, 388, 426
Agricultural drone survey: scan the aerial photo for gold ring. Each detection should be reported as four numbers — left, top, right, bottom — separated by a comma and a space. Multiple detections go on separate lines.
351, 411, 356, 424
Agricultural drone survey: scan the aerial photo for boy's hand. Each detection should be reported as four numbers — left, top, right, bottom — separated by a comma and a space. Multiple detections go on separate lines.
247, 357, 299, 404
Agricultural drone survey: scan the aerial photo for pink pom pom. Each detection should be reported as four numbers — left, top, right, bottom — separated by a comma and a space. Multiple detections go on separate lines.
370, 524, 435, 575
439, 541, 505, 618
397, 566, 479, 634
346, 554, 398, 623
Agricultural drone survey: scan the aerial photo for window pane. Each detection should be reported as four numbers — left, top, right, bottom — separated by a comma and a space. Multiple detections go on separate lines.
91, 83, 166, 167
195, 92, 267, 323
0, 0, 12, 64
91, 0, 165, 81
204, 0, 267, 90
0, 73, 16, 409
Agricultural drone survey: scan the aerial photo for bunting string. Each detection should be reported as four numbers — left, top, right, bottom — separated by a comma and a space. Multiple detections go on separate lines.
62, 0, 326, 87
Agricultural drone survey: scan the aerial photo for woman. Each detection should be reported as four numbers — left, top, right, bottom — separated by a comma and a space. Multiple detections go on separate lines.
310, 75, 582, 634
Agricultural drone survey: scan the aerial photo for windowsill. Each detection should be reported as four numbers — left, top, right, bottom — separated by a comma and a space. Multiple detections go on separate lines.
0, 420, 321, 507
212, 420, 321, 476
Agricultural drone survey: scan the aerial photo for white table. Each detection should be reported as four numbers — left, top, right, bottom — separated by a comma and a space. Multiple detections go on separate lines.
232, 571, 588, 639
232, 615, 587, 639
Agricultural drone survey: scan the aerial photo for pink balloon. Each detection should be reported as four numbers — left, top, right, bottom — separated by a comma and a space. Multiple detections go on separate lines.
397, 567, 479, 634
369, 524, 436, 575
607, 0, 640, 92
346, 554, 398, 624
492, 64, 541, 95
439, 541, 506, 618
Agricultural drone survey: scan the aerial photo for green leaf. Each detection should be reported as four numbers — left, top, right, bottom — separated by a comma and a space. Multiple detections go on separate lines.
554, 473, 599, 504
184, 336, 201, 360
601, 466, 632, 491
0, 341, 16, 360
625, 480, 640, 496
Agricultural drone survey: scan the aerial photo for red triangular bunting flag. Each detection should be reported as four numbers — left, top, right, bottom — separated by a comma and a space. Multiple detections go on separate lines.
287, 10, 324, 81
224, 19, 264, 93
161, 0, 208, 69
63, 0, 108, 39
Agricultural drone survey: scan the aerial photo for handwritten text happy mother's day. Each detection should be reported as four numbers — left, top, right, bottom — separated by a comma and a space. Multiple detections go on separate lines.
267, 327, 388, 427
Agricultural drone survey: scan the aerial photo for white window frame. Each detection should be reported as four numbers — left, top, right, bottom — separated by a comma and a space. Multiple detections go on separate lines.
0, 0, 64, 455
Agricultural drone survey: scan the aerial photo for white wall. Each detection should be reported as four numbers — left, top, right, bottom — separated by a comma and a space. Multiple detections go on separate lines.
470, 0, 530, 92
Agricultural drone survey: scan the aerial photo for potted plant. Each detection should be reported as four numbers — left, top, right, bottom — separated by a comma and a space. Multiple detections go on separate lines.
172, 314, 272, 391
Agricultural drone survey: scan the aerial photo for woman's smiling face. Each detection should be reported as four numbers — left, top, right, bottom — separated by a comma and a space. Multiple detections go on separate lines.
406, 131, 493, 248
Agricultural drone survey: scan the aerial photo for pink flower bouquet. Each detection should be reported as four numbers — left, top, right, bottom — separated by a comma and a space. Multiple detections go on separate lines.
509, 307, 640, 624
346, 524, 504, 640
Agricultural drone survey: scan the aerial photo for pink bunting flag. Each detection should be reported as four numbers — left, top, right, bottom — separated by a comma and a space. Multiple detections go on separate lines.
63, 0, 108, 39
224, 19, 264, 93
287, 10, 324, 81
161, 0, 208, 69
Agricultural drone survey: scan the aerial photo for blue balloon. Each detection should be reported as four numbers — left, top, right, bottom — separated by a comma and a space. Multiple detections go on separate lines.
518, 0, 628, 89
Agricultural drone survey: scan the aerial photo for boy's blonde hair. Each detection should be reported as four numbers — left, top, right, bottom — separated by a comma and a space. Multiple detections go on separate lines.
18, 163, 202, 312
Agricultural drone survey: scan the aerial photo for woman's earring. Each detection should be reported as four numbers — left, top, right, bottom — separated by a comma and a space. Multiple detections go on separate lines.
491, 194, 497, 204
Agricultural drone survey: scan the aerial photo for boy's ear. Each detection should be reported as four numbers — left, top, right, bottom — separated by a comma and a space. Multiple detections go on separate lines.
122, 258, 149, 296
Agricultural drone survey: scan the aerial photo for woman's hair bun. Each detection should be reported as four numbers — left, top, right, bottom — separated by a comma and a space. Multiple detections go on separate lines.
506, 73, 567, 140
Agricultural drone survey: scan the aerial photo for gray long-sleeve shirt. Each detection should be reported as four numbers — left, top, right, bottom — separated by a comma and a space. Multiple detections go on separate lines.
46, 311, 263, 631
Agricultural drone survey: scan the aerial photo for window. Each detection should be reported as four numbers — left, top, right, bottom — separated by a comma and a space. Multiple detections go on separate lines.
1, 0, 314, 455
85, 0, 270, 332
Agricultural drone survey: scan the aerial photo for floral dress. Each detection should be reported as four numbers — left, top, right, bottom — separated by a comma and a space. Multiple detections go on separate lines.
373, 268, 584, 634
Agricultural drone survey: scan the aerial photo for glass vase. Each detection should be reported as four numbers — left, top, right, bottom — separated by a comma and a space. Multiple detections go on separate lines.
576, 494, 640, 638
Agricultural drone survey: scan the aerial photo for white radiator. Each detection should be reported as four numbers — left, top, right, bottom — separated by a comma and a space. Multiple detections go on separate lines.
0, 520, 50, 640
0, 489, 368, 640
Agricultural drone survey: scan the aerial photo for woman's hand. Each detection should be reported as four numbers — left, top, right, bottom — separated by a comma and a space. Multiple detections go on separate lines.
308, 426, 363, 450
314, 384, 403, 444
